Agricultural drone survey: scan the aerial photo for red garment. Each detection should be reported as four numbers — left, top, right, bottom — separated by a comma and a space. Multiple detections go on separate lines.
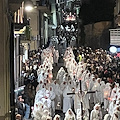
108, 78, 113, 84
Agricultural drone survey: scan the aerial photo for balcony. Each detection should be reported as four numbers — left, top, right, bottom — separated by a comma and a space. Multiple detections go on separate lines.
35, 0, 51, 14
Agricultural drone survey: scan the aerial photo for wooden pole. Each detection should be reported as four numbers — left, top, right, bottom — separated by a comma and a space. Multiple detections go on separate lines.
79, 80, 83, 120
14, 12, 16, 23
17, 9, 20, 23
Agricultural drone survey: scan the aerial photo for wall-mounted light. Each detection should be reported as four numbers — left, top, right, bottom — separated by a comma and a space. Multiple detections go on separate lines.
25, 0, 34, 12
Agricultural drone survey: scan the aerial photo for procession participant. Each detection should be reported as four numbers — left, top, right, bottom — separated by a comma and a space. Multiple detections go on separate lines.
33, 103, 44, 120
37, 65, 44, 76
110, 84, 118, 100
51, 80, 62, 110
49, 86, 56, 116
103, 114, 111, 120
64, 108, 76, 120
92, 78, 102, 104
63, 85, 73, 113
100, 81, 106, 105
46, 77, 52, 89
56, 67, 66, 84
68, 59, 77, 76
68, 79, 75, 89
63, 73, 69, 82
41, 50, 47, 64
77, 109, 89, 120
74, 82, 81, 114
108, 98, 116, 117
76, 64, 84, 80
53, 50, 59, 66
44, 57, 53, 71
111, 106, 120, 120
81, 76, 90, 111
53, 114, 61, 120
116, 87, 120, 101
103, 83, 112, 111
60, 81, 67, 91
46, 116, 52, 120
37, 71, 45, 83
36, 80, 43, 92
16, 114, 22, 120
90, 103, 102, 120
34, 85, 51, 111
81, 70, 88, 81
88, 76, 96, 104
83, 109, 89, 120
41, 109, 51, 120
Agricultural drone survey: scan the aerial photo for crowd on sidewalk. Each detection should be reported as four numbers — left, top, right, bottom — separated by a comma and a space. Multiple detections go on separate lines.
15, 45, 120, 120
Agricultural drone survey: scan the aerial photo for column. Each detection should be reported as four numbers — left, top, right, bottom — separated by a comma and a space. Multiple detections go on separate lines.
16, 35, 20, 88
0, 0, 11, 120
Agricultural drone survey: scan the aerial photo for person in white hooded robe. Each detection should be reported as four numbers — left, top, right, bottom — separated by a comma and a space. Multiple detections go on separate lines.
92, 78, 102, 104
110, 106, 120, 120
88, 76, 96, 104
110, 85, 118, 100
56, 67, 66, 84
103, 114, 111, 120
74, 82, 81, 114
68, 75, 75, 89
63, 85, 73, 113
103, 83, 111, 111
49, 86, 56, 116
51, 80, 62, 110
67, 59, 77, 79
108, 98, 116, 117
41, 50, 46, 64
53, 50, 59, 66
63, 73, 69, 83
37, 65, 44, 76
60, 81, 67, 91
41, 109, 51, 120
53, 114, 61, 120
46, 116, 52, 120
34, 85, 51, 111
34, 85, 45, 109
64, 108, 76, 120
116, 87, 120, 101
36, 80, 44, 92
100, 81, 106, 104
33, 103, 44, 120
90, 103, 102, 120
37, 72, 45, 83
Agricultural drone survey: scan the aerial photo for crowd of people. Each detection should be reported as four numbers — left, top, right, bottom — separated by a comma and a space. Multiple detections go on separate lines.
62, 46, 120, 120
15, 45, 120, 120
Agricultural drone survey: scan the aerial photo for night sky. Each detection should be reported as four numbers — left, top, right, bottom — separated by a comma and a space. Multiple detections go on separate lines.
81, 0, 116, 25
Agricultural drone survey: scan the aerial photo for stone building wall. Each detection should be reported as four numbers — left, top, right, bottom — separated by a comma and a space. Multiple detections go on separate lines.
84, 21, 112, 50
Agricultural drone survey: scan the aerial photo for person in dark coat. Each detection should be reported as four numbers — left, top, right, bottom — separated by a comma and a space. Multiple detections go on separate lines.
16, 96, 25, 119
